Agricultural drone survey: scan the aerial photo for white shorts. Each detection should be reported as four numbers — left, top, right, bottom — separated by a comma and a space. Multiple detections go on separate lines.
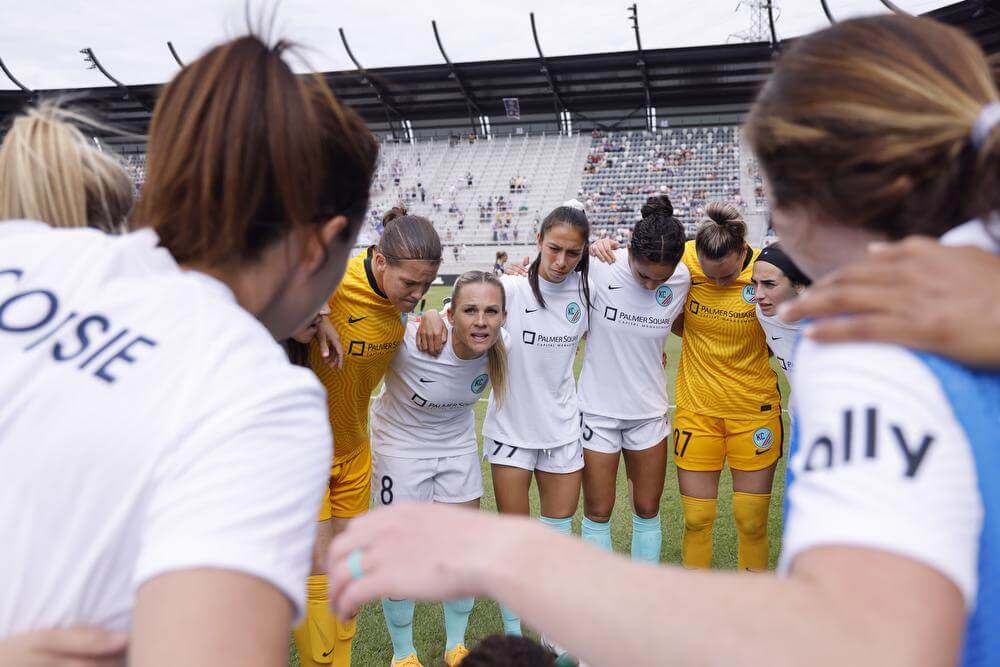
483, 438, 584, 474
371, 450, 483, 506
580, 413, 670, 455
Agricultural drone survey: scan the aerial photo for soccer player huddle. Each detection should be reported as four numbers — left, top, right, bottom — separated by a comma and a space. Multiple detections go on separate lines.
1, 11, 1000, 667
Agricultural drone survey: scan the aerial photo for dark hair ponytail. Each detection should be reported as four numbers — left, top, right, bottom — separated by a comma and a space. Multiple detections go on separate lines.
377, 204, 442, 265
527, 205, 591, 311
631, 194, 685, 267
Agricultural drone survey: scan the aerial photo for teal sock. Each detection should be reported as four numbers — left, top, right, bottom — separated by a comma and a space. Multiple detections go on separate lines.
539, 515, 573, 536
581, 517, 612, 551
442, 597, 474, 650
381, 598, 416, 660
500, 603, 522, 636
631, 513, 662, 564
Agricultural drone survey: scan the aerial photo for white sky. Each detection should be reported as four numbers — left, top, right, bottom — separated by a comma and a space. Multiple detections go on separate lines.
0, 0, 956, 91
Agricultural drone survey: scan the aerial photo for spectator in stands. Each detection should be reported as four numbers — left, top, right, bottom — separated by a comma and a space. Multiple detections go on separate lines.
467, 171, 474, 188
453, 245, 460, 262
0, 103, 134, 233
493, 251, 508, 277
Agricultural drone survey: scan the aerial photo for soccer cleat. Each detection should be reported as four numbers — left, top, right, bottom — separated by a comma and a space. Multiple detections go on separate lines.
391, 653, 424, 667
444, 644, 470, 666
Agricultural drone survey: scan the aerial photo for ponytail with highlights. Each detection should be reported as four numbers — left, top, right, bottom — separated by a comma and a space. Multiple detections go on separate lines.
452, 270, 508, 405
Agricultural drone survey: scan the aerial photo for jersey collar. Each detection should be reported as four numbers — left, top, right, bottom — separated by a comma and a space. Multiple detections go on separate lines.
363, 246, 389, 299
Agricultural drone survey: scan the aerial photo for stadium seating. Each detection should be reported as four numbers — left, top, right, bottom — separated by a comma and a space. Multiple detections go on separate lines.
114, 126, 771, 273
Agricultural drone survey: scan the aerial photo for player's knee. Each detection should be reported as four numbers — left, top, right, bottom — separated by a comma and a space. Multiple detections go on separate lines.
681, 495, 717, 532
732, 492, 770, 539
584, 509, 612, 524
633, 502, 659, 520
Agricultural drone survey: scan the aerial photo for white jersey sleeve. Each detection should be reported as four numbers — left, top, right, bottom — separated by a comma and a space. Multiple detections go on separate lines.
780, 338, 983, 607
132, 343, 331, 622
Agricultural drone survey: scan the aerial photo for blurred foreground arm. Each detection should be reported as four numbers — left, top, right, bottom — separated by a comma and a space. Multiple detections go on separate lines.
328, 504, 962, 667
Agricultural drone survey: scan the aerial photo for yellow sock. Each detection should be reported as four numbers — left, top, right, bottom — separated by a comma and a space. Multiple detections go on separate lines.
680, 495, 717, 569
293, 575, 336, 666
330, 615, 356, 666
732, 491, 771, 572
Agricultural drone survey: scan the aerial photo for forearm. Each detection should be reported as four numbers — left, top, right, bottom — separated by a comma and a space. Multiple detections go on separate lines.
481, 524, 873, 667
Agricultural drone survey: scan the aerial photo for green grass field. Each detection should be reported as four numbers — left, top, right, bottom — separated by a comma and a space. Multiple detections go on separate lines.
291, 285, 791, 666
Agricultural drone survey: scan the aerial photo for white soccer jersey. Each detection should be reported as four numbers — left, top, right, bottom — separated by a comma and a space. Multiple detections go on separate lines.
578, 248, 690, 419
0, 221, 330, 635
755, 306, 803, 379
371, 322, 505, 459
483, 273, 587, 449
779, 220, 998, 608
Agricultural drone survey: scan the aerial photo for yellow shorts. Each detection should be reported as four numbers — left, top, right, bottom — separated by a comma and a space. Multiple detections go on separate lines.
672, 408, 783, 473
318, 444, 371, 521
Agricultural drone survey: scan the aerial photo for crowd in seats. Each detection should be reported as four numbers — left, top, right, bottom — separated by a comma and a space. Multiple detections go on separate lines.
579, 127, 746, 236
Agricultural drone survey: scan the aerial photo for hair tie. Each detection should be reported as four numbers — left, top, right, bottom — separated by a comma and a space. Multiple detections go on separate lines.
562, 198, 585, 211
971, 102, 1000, 149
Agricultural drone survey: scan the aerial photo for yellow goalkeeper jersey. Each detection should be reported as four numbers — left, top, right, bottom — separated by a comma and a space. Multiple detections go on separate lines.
310, 246, 405, 464
675, 240, 779, 419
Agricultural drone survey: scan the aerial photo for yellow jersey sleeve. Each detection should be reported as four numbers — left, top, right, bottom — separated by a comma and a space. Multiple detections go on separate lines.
675, 241, 780, 419
309, 247, 405, 464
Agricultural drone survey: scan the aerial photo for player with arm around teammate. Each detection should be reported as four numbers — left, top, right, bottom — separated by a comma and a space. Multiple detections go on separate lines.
751, 243, 811, 380
591, 202, 781, 573
371, 270, 508, 667
419, 204, 591, 649
577, 194, 689, 563
297, 206, 443, 667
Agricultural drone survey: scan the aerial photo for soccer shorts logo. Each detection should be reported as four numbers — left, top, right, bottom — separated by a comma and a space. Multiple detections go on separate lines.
566, 301, 582, 323
471, 373, 489, 394
655, 285, 673, 306
752, 427, 774, 451
742, 285, 756, 304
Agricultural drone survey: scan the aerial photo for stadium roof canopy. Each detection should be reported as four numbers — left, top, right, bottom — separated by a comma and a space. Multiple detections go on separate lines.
2, 0, 999, 145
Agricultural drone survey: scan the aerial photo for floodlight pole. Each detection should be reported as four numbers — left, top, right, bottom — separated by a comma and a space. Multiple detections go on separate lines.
0, 55, 32, 95
167, 41, 185, 68
529, 12, 567, 131
819, 0, 837, 24
628, 4, 654, 131
81, 47, 153, 112
877, 0, 910, 13
431, 20, 482, 137
339, 27, 401, 141
766, 1, 781, 52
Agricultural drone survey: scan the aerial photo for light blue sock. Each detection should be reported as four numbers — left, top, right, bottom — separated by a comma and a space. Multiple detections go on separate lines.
500, 603, 522, 636
381, 598, 416, 660
581, 517, 612, 551
631, 513, 663, 564
442, 597, 474, 650
539, 514, 573, 536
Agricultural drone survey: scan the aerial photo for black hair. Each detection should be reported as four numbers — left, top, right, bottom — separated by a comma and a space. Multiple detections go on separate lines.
283, 340, 310, 367
528, 205, 591, 311
630, 194, 685, 267
755, 242, 812, 286
461, 635, 556, 667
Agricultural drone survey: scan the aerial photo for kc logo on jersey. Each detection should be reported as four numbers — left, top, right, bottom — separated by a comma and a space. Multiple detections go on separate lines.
753, 427, 774, 451
742, 285, 756, 304
471, 373, 489, 394
655, 285, 673, 307
566, 302, 582, 324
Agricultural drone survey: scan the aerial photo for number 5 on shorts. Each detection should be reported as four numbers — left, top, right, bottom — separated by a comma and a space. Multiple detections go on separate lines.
673, 428, 692, 458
